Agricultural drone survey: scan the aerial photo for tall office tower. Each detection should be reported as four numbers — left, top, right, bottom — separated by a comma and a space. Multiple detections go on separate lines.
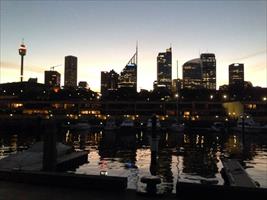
200, 53, 216, 90
45, 70, 61, 88
64, 55, 77, 87
157, 47, 172, 89
101, 69, 119, 95
18, 41, 27, 82
229, 63, 244, 86
118, 46, 138, 91
182, 58, 203, 89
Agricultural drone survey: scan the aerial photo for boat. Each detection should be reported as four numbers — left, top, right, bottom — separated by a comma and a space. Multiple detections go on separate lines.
211, 122, 226, 132
146, 118, 161, 132
168, 120, 185, 132
233, 115, 267, 133
119, 119, 135, 133
63, 121, 91, 131
104, 118, 118, 131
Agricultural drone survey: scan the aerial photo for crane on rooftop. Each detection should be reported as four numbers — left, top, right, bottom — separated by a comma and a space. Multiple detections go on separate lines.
50, 64, 62, 71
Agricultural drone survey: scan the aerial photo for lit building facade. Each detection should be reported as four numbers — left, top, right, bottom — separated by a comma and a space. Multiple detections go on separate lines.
200, 53, 216, 90
118, 47, 138, 91
45, 70, 61, 88
229, 63, 244, 86
182, 58, 203, 89
172, 78, 183, 94
101, 70, 119, 95
157, 47, 172, 90
64, 55, 77, 87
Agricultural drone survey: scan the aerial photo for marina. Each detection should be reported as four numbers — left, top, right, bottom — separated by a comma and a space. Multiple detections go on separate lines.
0, 122, 266, 194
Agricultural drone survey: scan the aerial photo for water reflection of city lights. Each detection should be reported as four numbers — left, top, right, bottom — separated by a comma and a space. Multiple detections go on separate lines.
196, 135, 200, 144
201, 136, 204, 144
100, 171, 108, 176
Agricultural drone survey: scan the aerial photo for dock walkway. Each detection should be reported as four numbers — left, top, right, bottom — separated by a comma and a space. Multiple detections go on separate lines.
221, 158, 257, 188
0, 142, 87, 171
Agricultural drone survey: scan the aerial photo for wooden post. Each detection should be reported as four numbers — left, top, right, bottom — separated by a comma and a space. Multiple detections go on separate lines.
43, 120, 57, 171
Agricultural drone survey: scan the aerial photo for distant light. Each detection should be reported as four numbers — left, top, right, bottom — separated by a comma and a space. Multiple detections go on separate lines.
43, 91, 46, 94
210, 95, 213, 100
9, 114, 13, 117
215, 115, 219, 118
20, 90, 23, 93
100, 171, 108, 176
175, 94, 179, 98
263, 97, 267, 101
223, 94, 227, 99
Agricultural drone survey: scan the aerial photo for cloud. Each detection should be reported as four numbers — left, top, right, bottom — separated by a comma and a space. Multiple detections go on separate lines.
231, 49, 267, 61
0, 61, 45, 73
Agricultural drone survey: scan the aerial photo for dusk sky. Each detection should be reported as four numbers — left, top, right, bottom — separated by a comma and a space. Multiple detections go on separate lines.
0, 0, 266, 92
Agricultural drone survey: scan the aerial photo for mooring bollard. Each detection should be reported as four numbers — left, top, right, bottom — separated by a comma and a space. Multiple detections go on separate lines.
43, 120, 57, 171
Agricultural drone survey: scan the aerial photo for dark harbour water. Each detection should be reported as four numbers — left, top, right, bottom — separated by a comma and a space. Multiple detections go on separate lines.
0, 128, 266, 193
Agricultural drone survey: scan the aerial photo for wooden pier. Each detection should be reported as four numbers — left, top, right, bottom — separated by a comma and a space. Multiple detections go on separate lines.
221, 158, 257, 188
0, 142, 88, 171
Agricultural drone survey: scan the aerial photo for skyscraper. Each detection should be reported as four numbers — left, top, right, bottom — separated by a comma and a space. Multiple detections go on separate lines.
118, 46, 138, 91
44, 70, 61, 88
157, 47, 172, 89
64, 55, 77, 87
229, 63, 244, 86
182, 58, 203, 89
200, 53, 216, 90
101, 70, 119, 95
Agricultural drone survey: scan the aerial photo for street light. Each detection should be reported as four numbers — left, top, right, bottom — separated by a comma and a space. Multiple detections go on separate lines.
263, 97, 267, 101
210, 95, 214, 100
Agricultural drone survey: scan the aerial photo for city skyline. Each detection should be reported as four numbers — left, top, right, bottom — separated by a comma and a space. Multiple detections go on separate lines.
0, 0, 266, 91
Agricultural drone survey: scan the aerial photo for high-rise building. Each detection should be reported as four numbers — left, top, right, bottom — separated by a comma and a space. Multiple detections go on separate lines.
157, 47, 172, 90
182, 53, 216, 90
118, 46, 138, 91
229, 63, 244, 86
200, 53, 216, 90
45, 70, 61, 88
101, 70, 119, 95
182, 58, 203, 89
64, 55, 77, 87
